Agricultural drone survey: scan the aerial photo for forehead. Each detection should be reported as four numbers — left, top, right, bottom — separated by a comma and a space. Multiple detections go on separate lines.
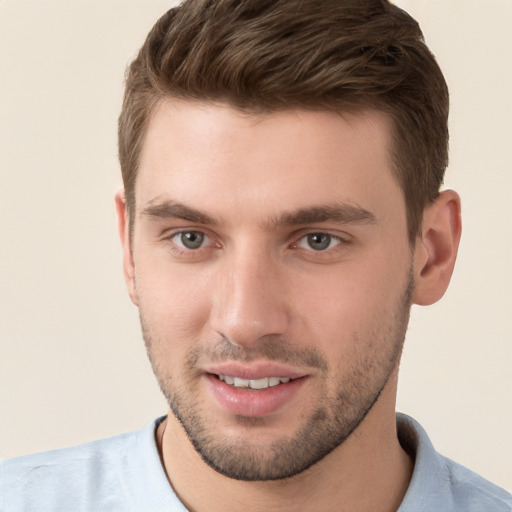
136, 99, 403, 227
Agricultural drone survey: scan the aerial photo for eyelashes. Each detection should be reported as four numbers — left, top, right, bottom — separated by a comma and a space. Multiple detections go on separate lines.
294, 233, 342, 252
172, 231, 214, 250
164, 228, 351, 261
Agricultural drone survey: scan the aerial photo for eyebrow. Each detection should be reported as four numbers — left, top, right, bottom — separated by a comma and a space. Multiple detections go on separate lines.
270, 204, 376, 227
141, 199, 219, 225
140, 198, 376, 228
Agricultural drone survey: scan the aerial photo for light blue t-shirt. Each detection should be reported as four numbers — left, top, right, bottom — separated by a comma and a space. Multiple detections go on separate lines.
1, 414, 511, 511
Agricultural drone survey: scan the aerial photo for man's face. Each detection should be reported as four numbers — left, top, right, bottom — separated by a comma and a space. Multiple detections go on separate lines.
126, 101, 414, 480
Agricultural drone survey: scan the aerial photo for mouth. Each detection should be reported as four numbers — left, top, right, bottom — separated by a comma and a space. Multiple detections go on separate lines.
203, 362, 308, 417
216, 374, 292, 390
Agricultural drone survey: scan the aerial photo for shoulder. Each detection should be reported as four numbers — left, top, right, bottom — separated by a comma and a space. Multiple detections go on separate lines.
397, 413, 512, 512
441, 456, 512, 512
0, 419, 163, 512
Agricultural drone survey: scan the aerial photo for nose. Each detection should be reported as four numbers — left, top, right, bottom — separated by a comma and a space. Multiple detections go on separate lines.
209, 246, 290, 347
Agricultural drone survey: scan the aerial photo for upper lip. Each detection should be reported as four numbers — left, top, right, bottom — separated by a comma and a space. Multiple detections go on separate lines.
203, 361, 308, 380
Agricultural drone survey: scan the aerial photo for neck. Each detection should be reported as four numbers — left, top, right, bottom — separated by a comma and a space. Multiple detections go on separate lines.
157, 380, 412, 512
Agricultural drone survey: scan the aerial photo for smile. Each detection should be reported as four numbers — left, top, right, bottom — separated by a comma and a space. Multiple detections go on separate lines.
217, 374, 291, 390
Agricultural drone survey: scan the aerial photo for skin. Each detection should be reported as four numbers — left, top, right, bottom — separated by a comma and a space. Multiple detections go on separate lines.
116, 100, 461, 512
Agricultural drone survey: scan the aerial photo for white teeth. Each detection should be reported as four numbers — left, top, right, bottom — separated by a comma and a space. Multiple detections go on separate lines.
233, 377, 250, 388
218, 375, 292, 389
250, 378, 270, 390
268, 377, 281, 387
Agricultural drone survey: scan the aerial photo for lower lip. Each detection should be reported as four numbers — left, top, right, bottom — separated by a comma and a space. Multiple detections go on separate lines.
205, 374, 306, 417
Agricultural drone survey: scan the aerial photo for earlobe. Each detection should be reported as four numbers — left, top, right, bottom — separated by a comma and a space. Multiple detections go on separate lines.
114, 190, 139, 306
412, 190, 462, 306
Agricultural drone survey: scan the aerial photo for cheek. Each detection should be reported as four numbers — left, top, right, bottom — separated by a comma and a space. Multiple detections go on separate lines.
134, 259, 214, 343
292, 256, 410, 352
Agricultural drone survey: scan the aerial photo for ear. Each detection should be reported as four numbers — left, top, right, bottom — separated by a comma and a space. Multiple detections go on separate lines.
412, 190, 462, 306
114, 190, 139, 306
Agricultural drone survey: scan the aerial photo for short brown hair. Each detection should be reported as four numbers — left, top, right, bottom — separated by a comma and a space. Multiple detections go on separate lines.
118, 0, 449, 241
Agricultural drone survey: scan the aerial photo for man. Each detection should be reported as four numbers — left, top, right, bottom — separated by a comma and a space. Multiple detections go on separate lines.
1, 0, 510, 510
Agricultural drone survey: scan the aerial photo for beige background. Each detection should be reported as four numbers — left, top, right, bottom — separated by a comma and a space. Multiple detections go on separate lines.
0, 0, 511, 491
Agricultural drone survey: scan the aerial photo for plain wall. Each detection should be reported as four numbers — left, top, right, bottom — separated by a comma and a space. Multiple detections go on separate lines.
0, 0, 510, 490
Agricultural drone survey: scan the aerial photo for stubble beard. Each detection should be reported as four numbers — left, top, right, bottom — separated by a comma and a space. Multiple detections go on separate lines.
141, 272, 413, 481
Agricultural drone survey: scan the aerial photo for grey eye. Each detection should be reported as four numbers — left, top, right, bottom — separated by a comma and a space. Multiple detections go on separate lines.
179, 231, 205, 249
306, 233, 332, 251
